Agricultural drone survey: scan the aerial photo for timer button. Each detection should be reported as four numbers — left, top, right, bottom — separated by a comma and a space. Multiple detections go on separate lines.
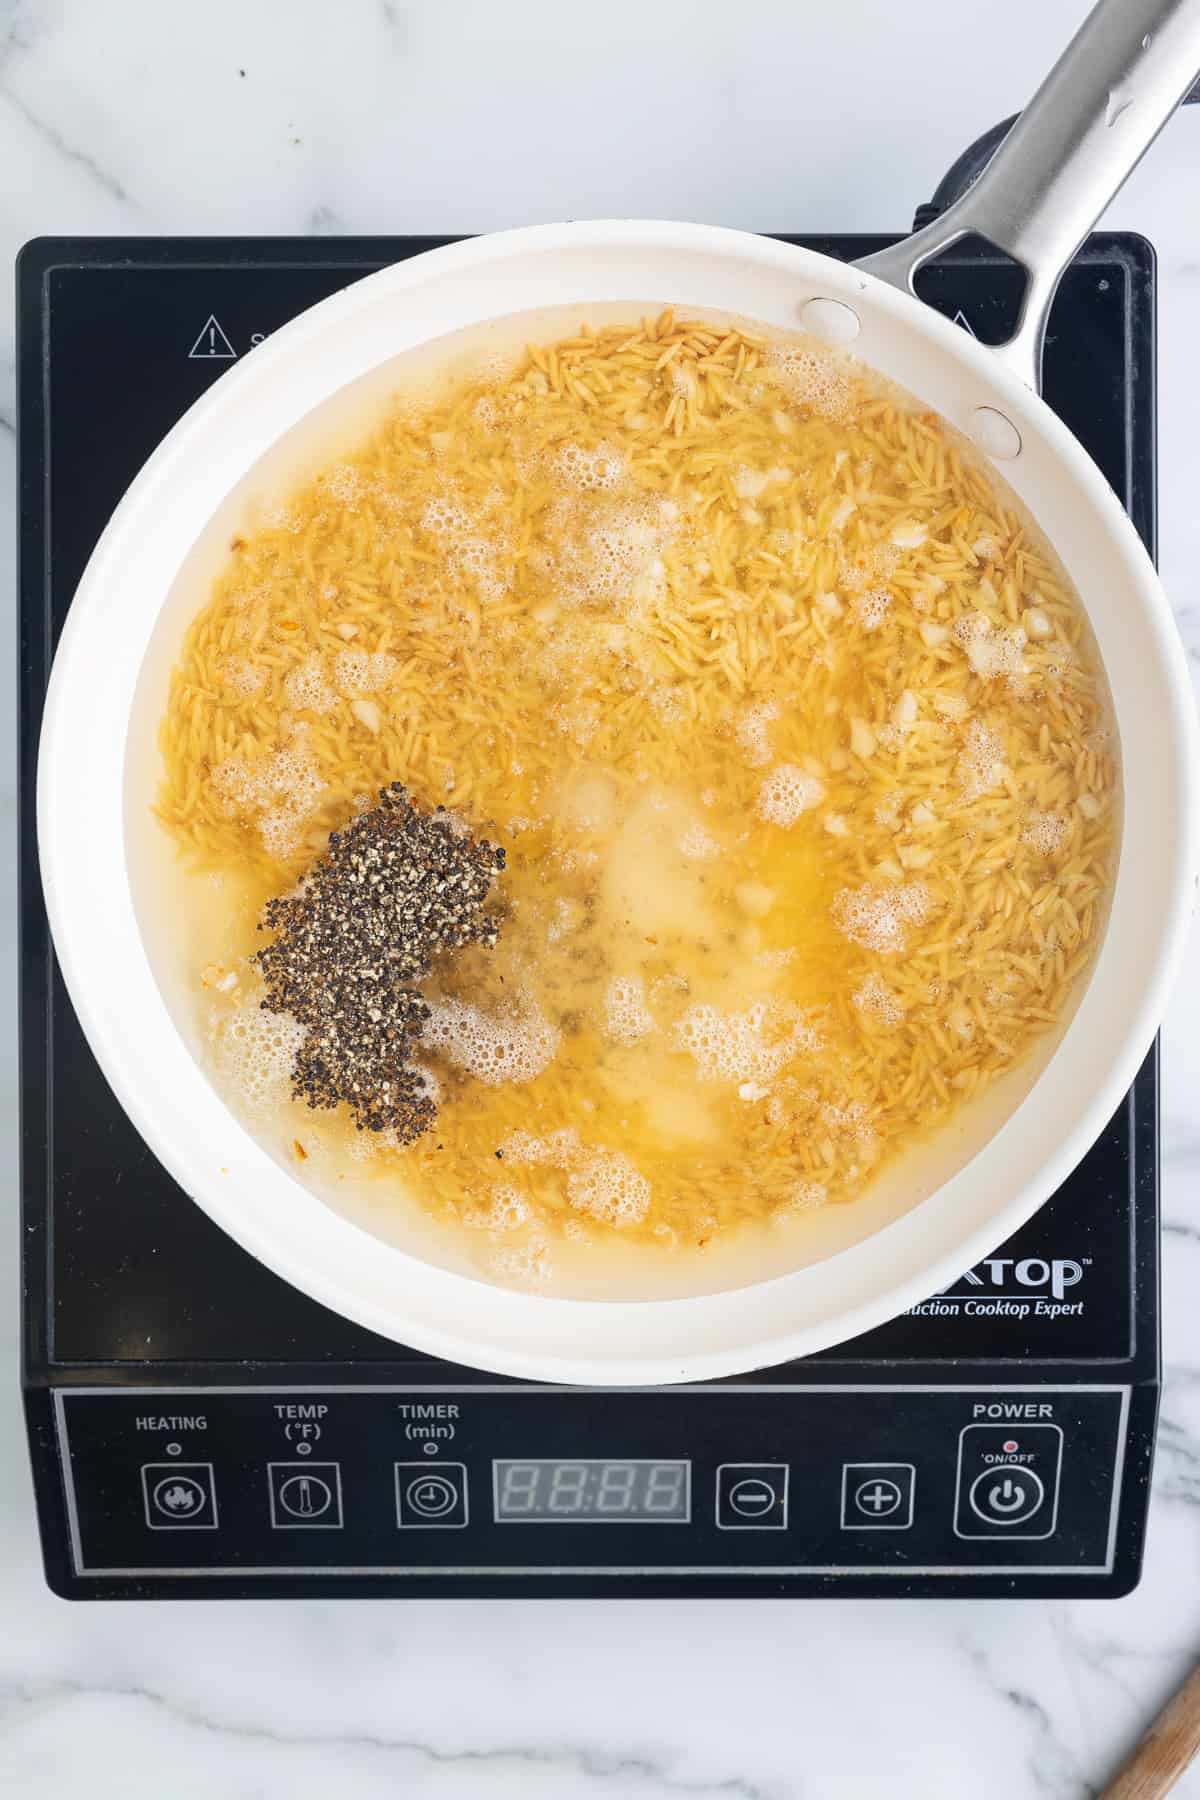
715, 1464, 788, 1530
407, 1475, 456, 1518
394, 1462, 469, 1529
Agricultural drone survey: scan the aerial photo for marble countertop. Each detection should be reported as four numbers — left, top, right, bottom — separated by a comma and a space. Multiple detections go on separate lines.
3, 2, 1200, 1794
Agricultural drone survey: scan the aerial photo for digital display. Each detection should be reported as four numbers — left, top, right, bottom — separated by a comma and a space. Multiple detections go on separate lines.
493, 1459, 690, 1522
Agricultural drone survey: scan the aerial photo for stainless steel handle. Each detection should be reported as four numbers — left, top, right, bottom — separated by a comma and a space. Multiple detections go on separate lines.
858, 0, 1200, 390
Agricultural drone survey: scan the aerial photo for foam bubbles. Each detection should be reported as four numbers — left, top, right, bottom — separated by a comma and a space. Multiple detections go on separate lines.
334, 647, 399, 697
649, 685, 685, 729
566, 1150, 650, 1227
757, 764, 825, 826
411, 1062, 442, 1107
674, 999, 817, 1086
604, 974, 655, 1044
819, 1097, 875, 1150
755, 948, 797, 973
222, 658, 265, 699
737, 700, 778, 768
546, 896, 583, 944
283, 656, 337, 715
479, 1185, 533, 1231
833, 881, 930, 954
538, 497, 647, 608
955, 612, 1027, 682
568, 502, 671, 609
773, 1180, 828, 1222
497, 1128, 556, 1165
554, 440, 625, 491
854, 590, 892, 631
679, 823, 720, 859
450, 534, 507, 602
256, 810, 300, 859
959, 719, 1008, 800
839, 543, 899, 620
1022, 810, 1070, 855
212, 737, 326, 859
422, 998, 559, 1085
853, 973, 904, 1025
488, 1234, 551, 1285
319, 464, 365, 506
417, 490, 510, 601
214, 1000, 305, 1111
768, 342, 852, 418
420, 496, 471, 535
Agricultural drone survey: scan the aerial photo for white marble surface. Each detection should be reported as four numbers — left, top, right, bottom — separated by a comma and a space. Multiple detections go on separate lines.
3, 2, 1200, 1794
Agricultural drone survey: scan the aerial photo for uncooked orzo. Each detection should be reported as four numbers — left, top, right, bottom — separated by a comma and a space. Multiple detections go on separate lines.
158, 309, 1117, 1289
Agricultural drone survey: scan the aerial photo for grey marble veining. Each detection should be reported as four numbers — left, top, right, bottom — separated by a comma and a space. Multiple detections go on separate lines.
2, 2, 1199, 1795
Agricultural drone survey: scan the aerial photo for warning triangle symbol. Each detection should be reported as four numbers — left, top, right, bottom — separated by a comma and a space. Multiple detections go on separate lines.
188, 314, 237, 360
952, 308, 978, 339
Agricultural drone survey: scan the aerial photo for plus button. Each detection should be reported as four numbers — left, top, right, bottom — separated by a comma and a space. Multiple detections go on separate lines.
855, 1478, 902, 1517
841, 1464, 915, 1530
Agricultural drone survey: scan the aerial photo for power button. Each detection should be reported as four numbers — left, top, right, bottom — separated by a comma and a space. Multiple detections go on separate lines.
968, 1467, 1045, 1527
954, 1424, 1062, 1541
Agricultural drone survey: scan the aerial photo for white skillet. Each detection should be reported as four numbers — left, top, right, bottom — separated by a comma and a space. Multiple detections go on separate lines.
37, 0, 1200, 1381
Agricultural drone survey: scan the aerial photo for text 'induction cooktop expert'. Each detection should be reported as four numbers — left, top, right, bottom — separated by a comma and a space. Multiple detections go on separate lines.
19, 233, 1159, 1599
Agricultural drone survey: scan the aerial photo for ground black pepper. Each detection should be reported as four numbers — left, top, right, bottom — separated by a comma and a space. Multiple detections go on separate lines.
255, 783, 505, 1140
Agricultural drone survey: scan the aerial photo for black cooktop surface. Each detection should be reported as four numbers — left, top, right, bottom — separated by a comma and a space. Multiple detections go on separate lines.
18, 234, 1160, 1601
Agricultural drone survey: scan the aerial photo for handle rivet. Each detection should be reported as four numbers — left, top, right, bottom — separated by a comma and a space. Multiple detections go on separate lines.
968, 406, 1022, 460
799, 297, 861, 345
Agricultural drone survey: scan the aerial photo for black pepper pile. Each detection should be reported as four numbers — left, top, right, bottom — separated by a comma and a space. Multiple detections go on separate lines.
254, 784, 505, 1139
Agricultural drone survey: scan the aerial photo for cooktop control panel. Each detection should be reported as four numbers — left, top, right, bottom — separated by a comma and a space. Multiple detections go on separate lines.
55, 1387, 1129, 1582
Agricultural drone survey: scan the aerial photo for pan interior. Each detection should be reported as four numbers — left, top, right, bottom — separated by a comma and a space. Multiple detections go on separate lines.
124, 297, 1120, 1304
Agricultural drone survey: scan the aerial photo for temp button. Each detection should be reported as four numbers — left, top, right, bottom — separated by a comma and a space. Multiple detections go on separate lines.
268, 1462, 343, 1529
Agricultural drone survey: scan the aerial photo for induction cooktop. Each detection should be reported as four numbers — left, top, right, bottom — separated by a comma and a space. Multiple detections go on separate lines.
19, 230, 1159, 1599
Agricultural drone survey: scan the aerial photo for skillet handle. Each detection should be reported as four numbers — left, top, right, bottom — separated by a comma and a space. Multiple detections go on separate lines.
856, 0, 1200, 391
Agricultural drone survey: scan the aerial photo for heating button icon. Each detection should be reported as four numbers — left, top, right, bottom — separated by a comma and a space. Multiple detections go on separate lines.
141, 1462, 218, 1530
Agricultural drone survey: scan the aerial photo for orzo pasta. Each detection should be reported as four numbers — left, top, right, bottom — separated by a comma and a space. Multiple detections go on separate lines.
158, 310, 1117, 1289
